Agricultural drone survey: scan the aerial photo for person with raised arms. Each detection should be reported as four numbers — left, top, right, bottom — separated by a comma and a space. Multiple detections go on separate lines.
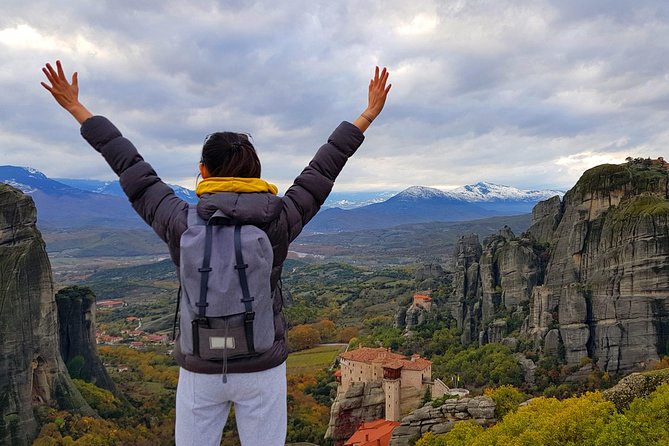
41, 60, 391, 446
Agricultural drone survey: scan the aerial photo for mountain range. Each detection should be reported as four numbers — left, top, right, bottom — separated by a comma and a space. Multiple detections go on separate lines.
0, 166, 562, 234
307, 184, 563, 233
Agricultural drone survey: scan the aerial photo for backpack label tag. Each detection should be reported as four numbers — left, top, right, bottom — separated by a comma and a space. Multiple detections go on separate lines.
209, 337, 236, 350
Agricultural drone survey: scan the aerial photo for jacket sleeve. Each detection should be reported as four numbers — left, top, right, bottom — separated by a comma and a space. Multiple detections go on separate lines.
80, 116, 189, 264
281, 121, 364, 242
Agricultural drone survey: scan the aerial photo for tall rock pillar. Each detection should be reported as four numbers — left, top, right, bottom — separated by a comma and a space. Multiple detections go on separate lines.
0, 185, 92, 446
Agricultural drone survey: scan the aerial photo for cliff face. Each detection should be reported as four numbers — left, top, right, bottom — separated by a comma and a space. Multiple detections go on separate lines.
0, 185, 92, 446
325, 382, 385, 446
447, 160, 669, 376
449, 228, 542, 346
526, 161, 669, 373
56, 286, 118, 395
389, 396, 496, 446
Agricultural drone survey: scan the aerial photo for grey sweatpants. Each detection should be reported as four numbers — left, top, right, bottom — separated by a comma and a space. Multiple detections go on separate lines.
175, 362, 287, 446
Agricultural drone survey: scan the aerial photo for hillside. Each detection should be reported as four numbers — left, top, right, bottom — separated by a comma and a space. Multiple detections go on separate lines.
294, 213, 532, 264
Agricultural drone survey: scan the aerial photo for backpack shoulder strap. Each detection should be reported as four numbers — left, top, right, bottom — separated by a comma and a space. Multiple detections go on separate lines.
234, 224, 256, 354
187, 204, 207, 227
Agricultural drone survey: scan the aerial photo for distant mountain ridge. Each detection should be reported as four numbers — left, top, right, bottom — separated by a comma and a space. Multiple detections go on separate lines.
323, 183, 563, 210
307, 183, 564, 233
56, 177, 197, 203
448, 181, 564, 202
0, 166, 563, 234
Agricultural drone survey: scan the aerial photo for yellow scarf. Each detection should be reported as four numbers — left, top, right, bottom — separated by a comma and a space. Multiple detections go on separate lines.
196, 177, 279, 197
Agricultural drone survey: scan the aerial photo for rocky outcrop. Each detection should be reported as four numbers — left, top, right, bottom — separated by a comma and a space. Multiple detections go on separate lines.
447, 160, 669, 377
404, 304, 429, 329
602, 368, 669, 411
414, 263, 448, 289
449, 234, 483, 345
56, 286, 118, 396
325, 382, 385, 445
448, 228, 543, 346
525, 161, 669, 374
389, 396, 496, 446
0, 185, 93, 446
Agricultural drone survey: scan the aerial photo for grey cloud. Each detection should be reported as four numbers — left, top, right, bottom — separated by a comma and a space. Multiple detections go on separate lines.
2, 0, 669, 191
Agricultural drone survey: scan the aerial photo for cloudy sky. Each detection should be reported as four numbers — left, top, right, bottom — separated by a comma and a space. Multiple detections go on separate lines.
2, 0, 669, 193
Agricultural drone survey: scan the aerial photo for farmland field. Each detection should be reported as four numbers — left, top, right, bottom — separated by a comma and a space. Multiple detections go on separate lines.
287, 344, 346, 375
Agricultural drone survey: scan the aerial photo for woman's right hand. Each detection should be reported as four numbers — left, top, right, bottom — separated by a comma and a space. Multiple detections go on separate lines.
353, 66, 391, 133
41, 60, 93, 124
366, 66, 391, 119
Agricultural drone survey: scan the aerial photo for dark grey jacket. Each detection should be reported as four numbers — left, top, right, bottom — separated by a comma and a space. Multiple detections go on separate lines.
81, 116, 364, 373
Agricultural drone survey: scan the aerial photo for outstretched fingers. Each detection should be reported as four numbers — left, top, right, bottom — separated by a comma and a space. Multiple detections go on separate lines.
56, 60, 66, 79
370, 66, 390, 94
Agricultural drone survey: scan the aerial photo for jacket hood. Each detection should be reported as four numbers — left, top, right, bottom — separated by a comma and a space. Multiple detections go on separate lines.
196, 192, 283, 225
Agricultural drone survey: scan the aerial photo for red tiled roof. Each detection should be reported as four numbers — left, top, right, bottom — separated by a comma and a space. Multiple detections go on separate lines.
401, 357, 432, 371
414, 293, 432, 301
339, 347, 431, 371
340, 347, 405, 363
344, 419, 400, 446
383, 361, 404, 370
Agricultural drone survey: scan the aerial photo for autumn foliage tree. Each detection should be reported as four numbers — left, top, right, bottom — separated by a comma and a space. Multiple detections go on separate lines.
288, 325, 321, 351
416, 384, 669, 446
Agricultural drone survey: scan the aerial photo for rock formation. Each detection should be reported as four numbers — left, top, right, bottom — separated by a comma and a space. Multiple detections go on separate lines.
325, 381, 385, 446
602, 368, 669, 411
446, 159, 669, 376
414, 263, 448, 289
56, 286, 119, 396
389, 396, 496, 446
526, 161, 669, 374
0, 185, 93, 446
448, 228, 543, 346
448, 234, 484, 345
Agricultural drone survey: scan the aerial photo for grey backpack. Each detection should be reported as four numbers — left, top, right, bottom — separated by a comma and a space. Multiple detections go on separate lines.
177, 205, 275, 364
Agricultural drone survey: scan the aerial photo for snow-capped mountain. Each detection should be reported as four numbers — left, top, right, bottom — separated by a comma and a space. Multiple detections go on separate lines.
448, 181, 564, 202
389, 183, 563, 203
391, 186, 452, 200
0, 165, 89, 196
0, 166, 150, 229
1, 166, 563, 234
323, 191, 397, 209
306, 183, 564, 233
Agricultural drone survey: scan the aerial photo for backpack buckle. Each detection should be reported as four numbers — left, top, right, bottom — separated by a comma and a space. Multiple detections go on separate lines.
193, 317, 208, 327
244, 311, 255, 322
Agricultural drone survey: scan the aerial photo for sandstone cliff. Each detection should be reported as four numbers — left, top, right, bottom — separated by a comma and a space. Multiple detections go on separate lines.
325, 381, 385, 446
0, 185, 93, 446
448, 227, 543, 346
446, 159, 669, 376
56, 286, 119, 396
389, 396, 495, 446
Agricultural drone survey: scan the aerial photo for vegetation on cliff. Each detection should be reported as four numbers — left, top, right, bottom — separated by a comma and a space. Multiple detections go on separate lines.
573, 157, 668, 197
417, 383, 669, 446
